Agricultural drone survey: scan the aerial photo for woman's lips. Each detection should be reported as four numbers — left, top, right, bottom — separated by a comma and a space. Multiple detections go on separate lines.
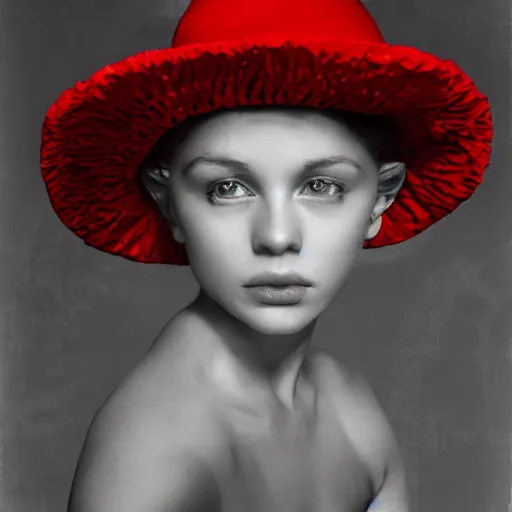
244, 284, 309, 305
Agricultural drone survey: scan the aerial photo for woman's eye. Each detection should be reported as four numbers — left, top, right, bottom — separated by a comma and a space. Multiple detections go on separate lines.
302, 179, 344, 197
207, 180, 252, 203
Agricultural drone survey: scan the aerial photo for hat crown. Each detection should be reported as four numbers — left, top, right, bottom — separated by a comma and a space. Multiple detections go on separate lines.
171, 0, 384, 47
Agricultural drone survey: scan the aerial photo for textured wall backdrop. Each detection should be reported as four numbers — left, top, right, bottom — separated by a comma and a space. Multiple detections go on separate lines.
0, 1, 510, 511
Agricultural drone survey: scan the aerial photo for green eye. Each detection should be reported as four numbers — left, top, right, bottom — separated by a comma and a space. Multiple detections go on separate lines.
302, 178, 344, 197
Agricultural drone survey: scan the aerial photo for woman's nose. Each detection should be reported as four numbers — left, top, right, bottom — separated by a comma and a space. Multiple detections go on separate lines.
251, 198, 302, 256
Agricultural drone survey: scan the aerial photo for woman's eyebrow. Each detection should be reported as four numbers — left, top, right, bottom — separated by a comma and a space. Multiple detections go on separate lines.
302, 156, 363, 173
182, 155, 362, 175
183, 156, 251, 174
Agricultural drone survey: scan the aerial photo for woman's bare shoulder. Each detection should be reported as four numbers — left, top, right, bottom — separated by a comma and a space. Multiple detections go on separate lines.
307, 348, 399, 494
68, 315, 226, 511
69, 380, 225, 511
69, 405, 223, 511
105, 309, 216, 413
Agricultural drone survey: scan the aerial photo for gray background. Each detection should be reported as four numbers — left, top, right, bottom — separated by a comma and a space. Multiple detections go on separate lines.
1, 0, 510, 511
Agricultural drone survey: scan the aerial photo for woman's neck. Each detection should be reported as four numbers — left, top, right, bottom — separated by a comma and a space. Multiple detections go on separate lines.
186, 290, 316, 410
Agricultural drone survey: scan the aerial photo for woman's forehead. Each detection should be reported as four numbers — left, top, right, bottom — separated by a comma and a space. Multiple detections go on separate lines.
185, 107, 361, 138
175, 109, 370, 157
153, 107, 387, 168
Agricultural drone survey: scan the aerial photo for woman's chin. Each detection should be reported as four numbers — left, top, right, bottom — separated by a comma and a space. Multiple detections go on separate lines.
232, 304, 320, 336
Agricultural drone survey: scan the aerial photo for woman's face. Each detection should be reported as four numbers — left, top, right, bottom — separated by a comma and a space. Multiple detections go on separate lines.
166, 109, 379, 335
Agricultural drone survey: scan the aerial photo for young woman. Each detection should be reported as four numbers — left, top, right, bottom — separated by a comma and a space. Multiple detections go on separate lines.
40, 0, 492, 511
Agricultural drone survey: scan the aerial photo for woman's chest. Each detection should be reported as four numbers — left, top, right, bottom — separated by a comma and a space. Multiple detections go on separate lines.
216, 410, 374, 512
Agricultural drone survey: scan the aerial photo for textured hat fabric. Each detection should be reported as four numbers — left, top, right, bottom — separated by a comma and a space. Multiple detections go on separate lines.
40, 0, 493, 265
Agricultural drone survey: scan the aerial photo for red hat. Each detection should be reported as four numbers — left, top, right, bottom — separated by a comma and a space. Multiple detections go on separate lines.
40, 0, 493, 265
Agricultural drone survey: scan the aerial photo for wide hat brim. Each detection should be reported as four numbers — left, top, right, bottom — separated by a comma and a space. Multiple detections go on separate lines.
40, 36, 493, 265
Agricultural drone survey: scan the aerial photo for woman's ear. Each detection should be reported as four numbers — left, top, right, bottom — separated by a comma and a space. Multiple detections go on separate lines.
366, 162, 406, 240
139, 165, 185, 244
